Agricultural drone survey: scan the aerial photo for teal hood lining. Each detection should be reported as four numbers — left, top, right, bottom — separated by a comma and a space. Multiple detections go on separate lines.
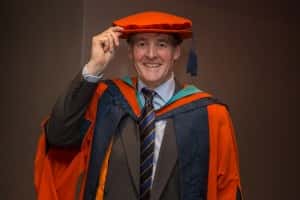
121, 76, 203, 110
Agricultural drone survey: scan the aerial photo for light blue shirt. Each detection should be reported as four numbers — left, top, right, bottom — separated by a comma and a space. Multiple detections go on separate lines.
82, 66, 175, 180
82, 65, 104, 82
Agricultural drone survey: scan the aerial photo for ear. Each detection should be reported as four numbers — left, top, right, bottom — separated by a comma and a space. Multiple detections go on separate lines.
128, 45, 133, 60
173, 45, 181, 61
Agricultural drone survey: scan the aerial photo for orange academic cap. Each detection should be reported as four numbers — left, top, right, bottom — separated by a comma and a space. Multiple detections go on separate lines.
112, 11, 193, 39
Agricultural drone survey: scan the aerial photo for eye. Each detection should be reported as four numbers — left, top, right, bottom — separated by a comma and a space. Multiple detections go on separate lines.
158, 42, 168, 48
136, 41, 145, 47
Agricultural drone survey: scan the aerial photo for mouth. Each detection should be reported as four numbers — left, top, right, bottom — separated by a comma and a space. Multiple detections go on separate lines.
143, 63, 161, 68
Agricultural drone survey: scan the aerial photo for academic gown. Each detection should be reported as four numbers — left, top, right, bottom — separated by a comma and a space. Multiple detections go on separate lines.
34, 72, 243, 200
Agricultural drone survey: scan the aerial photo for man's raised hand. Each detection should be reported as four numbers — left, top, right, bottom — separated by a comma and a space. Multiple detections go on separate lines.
86, 26, 123, 75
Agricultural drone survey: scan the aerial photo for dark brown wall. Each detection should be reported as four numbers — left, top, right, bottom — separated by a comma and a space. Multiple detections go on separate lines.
1, 0, 83, 199
1, 0, 298, 199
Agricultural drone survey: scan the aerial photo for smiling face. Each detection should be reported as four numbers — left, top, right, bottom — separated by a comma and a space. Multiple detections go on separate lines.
128, 33, 181, 89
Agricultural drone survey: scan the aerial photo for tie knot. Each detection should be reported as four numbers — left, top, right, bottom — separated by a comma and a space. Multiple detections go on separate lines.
141, 88, 155, 106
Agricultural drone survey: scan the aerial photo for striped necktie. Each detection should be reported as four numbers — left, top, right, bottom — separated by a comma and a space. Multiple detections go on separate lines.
139, 88, 156, 200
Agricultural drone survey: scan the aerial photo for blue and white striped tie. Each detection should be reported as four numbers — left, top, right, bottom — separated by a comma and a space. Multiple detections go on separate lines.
139, 88, 156, 200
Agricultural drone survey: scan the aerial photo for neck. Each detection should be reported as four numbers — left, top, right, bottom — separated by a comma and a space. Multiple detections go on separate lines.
139, 74, 174, 90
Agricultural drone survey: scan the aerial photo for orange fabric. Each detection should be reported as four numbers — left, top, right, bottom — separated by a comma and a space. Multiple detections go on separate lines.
156, 92, 212, 116
34, 82, 108, 200
207, 104, 243, 200
95, 140, 113, 200
112, 11, 192, 39
112, 79, 141, 117
34, 118, 49, 191
34, 128, 84, 200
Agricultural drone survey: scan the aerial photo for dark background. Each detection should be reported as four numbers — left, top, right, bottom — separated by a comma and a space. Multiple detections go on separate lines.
1, 0, 298, 199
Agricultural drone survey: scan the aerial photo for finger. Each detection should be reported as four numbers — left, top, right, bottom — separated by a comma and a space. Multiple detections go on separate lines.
111, 26, 124, 32
93, 26, 122, 39
111, 26, 124, 38
100, 37, 109, 52
108, 31, 119, 47
93, 30, 107, 39
94, 36, 104, 50
106, 33, 114, 52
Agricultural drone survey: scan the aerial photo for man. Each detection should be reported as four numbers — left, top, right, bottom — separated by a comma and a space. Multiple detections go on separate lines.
34, 11, 243, 200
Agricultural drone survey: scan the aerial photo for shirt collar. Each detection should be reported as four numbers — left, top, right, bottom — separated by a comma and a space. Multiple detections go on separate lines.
137, 73, 175, 104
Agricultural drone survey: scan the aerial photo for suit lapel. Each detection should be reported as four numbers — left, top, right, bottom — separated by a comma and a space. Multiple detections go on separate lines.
120, 116, 140, 194
151, 118, 177, 200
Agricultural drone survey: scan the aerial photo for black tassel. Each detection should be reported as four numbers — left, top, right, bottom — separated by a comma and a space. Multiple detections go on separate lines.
186, 36, 198, 76
186, 48, 198, 76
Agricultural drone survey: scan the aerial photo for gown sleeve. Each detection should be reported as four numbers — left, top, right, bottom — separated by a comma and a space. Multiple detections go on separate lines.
207, 104, 244, 200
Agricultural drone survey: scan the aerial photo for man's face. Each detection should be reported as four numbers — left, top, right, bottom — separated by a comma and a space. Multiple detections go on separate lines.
128, 33, 181, 88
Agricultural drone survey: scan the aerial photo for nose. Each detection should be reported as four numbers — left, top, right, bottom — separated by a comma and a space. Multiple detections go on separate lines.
145, 44, 157, 59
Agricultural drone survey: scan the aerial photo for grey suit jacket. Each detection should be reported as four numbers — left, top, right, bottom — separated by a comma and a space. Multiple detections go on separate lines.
104, 115, 180, 200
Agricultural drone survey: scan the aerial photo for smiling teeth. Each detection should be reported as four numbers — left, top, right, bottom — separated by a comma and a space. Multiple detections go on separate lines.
145, 64, 160, 68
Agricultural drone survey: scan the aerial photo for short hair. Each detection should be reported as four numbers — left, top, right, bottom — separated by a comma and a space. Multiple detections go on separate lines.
126, 33, 183, 46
